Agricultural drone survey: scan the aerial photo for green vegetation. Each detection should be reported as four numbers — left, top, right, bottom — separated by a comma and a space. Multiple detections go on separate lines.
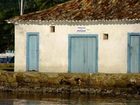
0, 0, 69, 53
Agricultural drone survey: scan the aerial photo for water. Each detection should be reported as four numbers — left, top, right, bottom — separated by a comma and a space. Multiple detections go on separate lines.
1, 99, 140, 105
0, 99, 140, 105
0, 93, 139, 105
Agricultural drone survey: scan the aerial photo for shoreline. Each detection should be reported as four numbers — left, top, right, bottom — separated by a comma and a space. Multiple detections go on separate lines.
0, 72, 139, 98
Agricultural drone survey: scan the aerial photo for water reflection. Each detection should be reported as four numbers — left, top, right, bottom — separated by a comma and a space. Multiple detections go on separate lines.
0, 93, 139, 105
0, 98, 139, 105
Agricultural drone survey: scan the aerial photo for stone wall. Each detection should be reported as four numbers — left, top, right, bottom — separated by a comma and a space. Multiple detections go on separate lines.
0, 72, 139, 97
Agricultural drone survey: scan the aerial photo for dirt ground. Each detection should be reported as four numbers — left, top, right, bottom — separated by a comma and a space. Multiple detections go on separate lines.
0, 63, 14, 71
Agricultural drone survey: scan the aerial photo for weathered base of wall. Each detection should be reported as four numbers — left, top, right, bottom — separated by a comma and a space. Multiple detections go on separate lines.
0, 72, 139, 98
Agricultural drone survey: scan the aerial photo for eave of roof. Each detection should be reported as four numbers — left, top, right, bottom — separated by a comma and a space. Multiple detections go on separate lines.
7, 19, 140, 25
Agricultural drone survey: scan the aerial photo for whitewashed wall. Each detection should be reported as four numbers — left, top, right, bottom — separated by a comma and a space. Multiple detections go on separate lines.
15, 23, 140, 73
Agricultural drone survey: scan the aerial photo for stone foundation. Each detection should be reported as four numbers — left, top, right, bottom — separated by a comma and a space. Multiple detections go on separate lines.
0, 72, 139, 97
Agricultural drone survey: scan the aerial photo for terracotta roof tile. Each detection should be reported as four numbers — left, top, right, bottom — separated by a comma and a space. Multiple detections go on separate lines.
10, 0, 140, 22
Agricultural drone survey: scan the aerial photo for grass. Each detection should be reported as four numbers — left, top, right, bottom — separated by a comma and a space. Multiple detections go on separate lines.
0, 63, 14, 71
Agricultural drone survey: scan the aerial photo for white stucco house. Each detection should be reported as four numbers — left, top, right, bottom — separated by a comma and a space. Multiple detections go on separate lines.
7, 0, 140, 73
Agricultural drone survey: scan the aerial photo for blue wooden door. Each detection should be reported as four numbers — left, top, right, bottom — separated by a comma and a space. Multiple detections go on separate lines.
69, 35, 98, 73
128, 34, 140, 73
27, 33, 39, 71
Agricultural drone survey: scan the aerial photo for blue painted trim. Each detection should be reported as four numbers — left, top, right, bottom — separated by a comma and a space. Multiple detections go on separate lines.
127, 32, 140, 73
68, 36, 71, 73
26, 32, 39, 71
96, 35, 98, 73
68, 34, 98, 73
127, 33, 131, 73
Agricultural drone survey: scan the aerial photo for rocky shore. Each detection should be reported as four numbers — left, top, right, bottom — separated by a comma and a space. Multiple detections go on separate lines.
0, 72, 139, 98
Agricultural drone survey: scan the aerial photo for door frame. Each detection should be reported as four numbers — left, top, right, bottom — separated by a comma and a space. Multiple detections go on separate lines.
68, 34, 98, 73
128, 32, 140, 73
26, 32, 39, 71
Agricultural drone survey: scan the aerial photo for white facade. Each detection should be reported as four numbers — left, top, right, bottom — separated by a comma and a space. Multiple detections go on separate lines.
14, 22, 140, 73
